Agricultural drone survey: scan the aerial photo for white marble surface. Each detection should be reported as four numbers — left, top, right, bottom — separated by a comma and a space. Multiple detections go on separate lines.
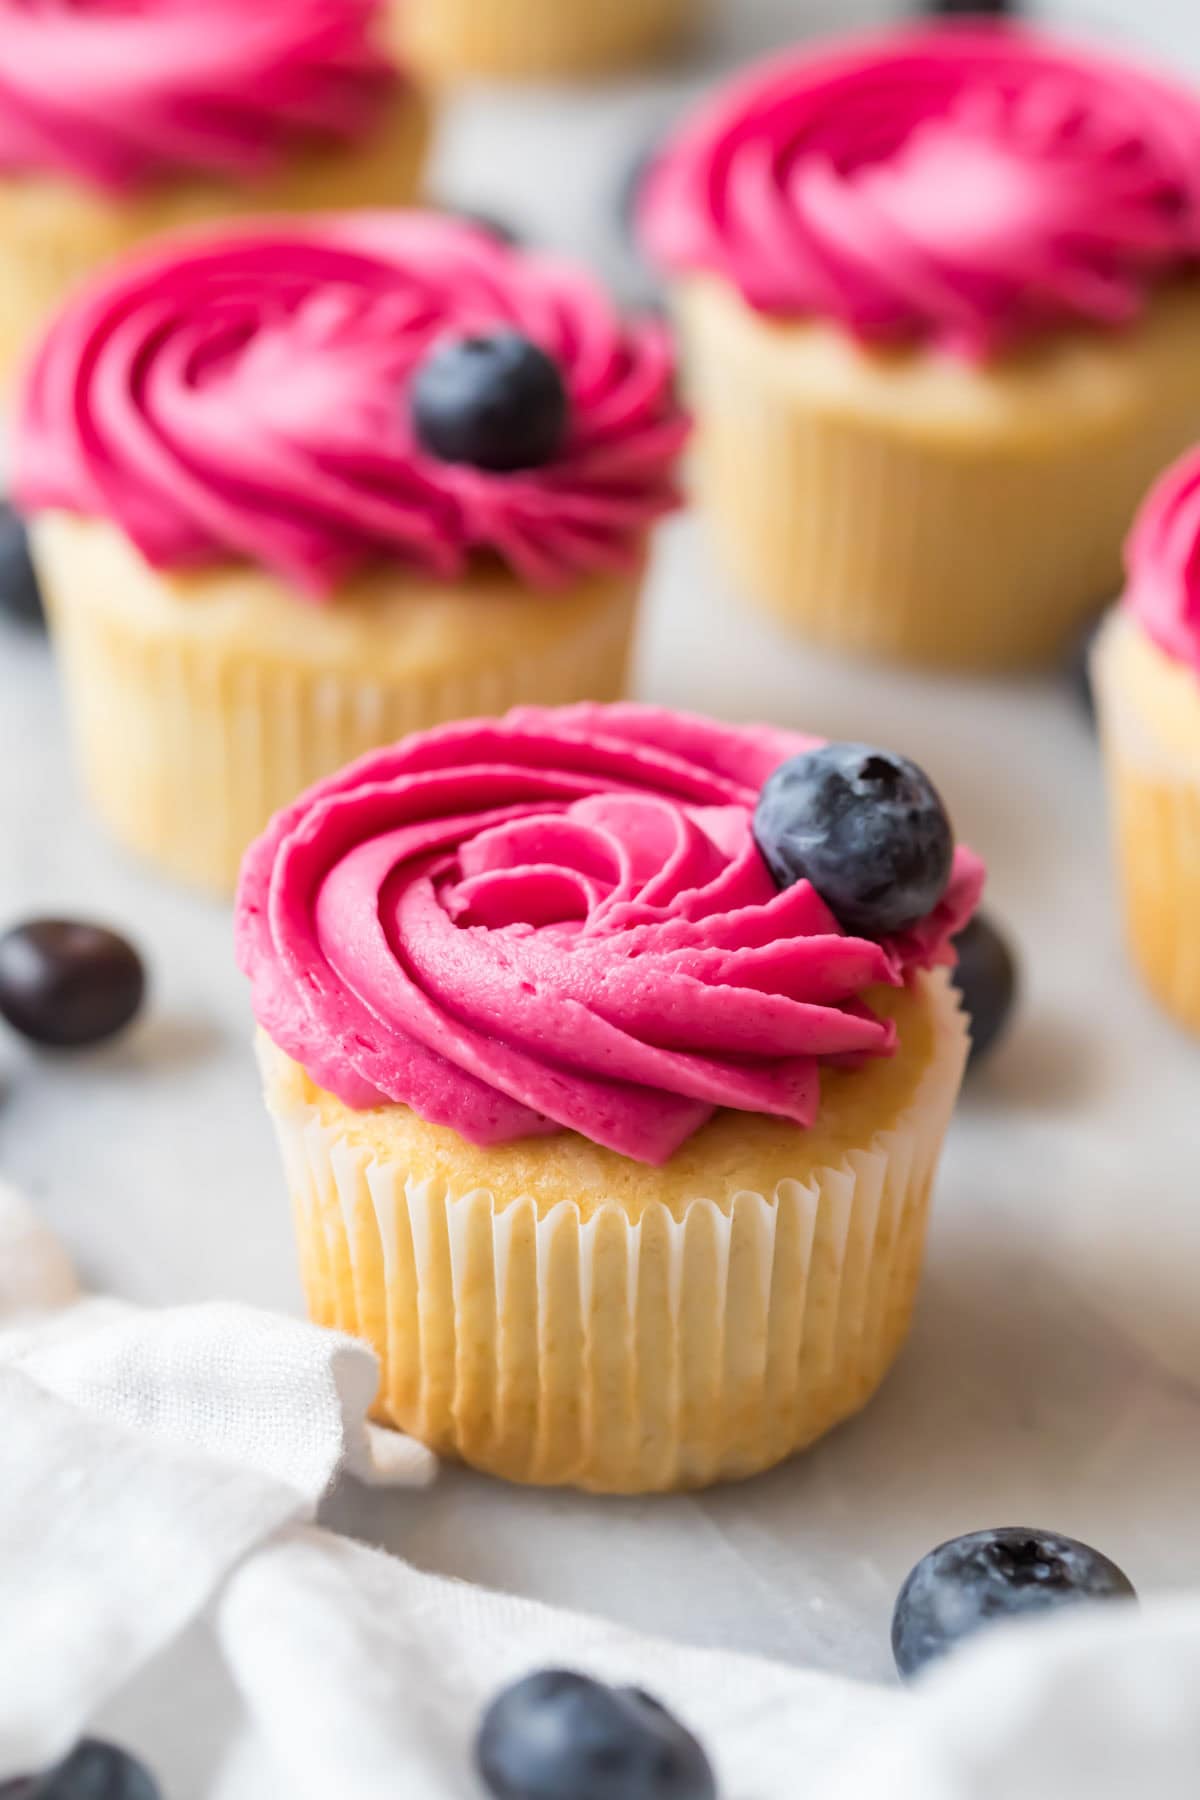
4, 0, 1200, 1711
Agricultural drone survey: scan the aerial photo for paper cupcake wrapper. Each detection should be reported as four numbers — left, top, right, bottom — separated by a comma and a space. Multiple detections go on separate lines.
394, 0, 692, 80
0, 90, 432, 408
262, 975, 968, 1494
1094, 618, 1200, 1035
37, 533, 637, 897
677, 279, 1200, 672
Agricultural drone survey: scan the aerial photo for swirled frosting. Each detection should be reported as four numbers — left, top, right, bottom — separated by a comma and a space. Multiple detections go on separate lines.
641, 25, 1200, 358
236, 705, 984, 1164
0, 1, 397, 193
1124, 448, 1200, 678
14, 213, 687, 593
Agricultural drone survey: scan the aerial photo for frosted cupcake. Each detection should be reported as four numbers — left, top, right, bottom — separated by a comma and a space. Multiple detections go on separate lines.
14, 216, 685, 895
238, 705, 984, 1492
1094, 451, 1200, 1034
641, 26, 1200, 671
394, 0, 694, 83
0, 0, 431, 402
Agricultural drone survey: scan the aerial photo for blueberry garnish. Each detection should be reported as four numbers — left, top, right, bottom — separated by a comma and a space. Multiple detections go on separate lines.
951, 913, 1018, 1070
754, 743, 954, 938
0, 1740, 161, 1799
893, 1528, 1136, 1680
0, 503, 44, 629
0, 918, 146, 1048
476, 1670, 716, 1800
412, 331, 569, 474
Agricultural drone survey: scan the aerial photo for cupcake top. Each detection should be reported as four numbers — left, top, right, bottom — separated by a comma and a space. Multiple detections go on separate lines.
235, 705, 984, 1166
0, 0, 397, 193
640, 25, 1200, 359
14, 213, 687, 594
1123, 447, 1200, 678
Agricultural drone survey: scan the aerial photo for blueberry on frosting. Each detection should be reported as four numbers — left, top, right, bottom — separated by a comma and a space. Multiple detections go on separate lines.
753, 743, 953, 938
412, 330, 569, 473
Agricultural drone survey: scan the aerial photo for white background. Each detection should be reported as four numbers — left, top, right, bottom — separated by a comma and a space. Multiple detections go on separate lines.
2, 0, 1198, 1704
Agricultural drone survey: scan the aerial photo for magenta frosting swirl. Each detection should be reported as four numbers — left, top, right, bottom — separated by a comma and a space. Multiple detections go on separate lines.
14, 213, 687, 593
1124, 447, 1200, 678
235, 704, 984, 1165
641, 25, 1200, 358
0, 0, 397, 193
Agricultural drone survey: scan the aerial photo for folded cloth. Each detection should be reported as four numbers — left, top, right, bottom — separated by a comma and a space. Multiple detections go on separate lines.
0, 1178, 1195, 1800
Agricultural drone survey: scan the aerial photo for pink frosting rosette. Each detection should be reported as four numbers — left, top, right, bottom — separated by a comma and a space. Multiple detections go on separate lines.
641, 25, 1200, 358
0, 0, 397, 192
14, 213, 687, 593
236, 704, 985, 1166
1124, 448, 1200, 678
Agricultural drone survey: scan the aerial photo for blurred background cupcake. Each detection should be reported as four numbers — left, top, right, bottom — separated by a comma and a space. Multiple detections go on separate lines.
239, 704, 983, 1492
641, 23, 1200, 671
393, 0, 698, 84
0, 0, 432, 405
1094, 448, 1200, 1035
14, 213, 686, 896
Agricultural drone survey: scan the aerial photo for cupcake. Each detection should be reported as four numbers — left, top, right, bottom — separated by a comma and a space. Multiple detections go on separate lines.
641, 26, 1200, 671
394, 0, 694, 83
14, 215, 686, 895
1094, 450, 1200, 1034
237, 705, 984, 1492
0, 0, 431, 403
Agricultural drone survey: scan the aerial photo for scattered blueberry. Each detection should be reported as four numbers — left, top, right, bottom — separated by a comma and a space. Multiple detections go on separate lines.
951, 913, 1018, 1069
893, 1528, 1136, 1680
0, 504, 44, 629
449, 206, 523, 247
0, 1741, 161, 1799
754, 743, 954, 938
618, 132, 665, 254
1067, 614, 1105, 728
412, 331, 569, 474
0, 919, 146, 1048
927, 0, 1017, 13
476, 1670, 716, 1800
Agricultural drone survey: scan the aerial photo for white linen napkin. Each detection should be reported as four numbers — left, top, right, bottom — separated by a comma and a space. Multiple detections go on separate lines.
0, 1178, 1195, 1800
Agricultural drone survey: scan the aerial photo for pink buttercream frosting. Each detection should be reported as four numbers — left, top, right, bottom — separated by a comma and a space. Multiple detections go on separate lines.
14, 213, 687, 593
640, 25, 1200, 359
1124, 448, 1200, 678
0, 0, 397, 193
235, 704, 985, 1165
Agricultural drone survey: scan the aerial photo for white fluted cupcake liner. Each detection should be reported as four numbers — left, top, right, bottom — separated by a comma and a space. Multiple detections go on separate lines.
1094, 612, 1200, 1033
677, 276, 1200, 671
259, 972, 968, 1493
395, 0, 693, 81
33, 513, 639, 895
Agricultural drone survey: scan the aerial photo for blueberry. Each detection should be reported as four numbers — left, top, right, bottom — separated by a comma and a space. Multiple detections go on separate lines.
450, 206, 523, 246
927, 0, 1017, 13
1067, 614, 1104, 728
753, 743, 954, 938
0, 919, 146, 1048
618, 132, 665, 253
412, 331, 569, 474
476, 1670, 716, 1800
893, 1528, 1136, 1680
0, 1740, 161, 1799
0, 503, 44, 629
951, 913, 1018, 1070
